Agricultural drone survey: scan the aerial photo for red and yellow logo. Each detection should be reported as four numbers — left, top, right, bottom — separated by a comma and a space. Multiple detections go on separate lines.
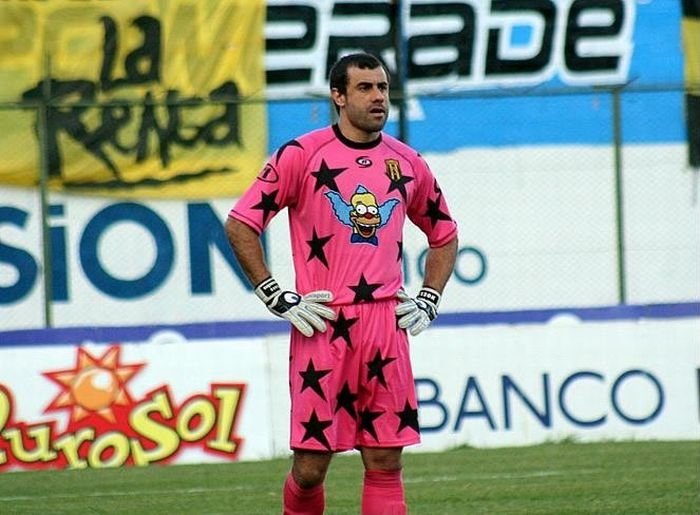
0, 345, 246, 471
43, 346, 144, 424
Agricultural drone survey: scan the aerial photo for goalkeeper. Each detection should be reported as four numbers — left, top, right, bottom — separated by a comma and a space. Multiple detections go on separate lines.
225, 52, 458, 515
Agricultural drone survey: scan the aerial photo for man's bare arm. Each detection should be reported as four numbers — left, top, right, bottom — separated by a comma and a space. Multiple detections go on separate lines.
422, 236, 458, 293
225, 216, 336, 336
225, 217, 272, 287
395, 235, 458, 336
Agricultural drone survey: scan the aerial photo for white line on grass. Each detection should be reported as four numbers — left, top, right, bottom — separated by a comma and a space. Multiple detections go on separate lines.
0, 469, 601, 503
0, 485, 255, 503
404, 468, 599, 484
404, 475, 460, 484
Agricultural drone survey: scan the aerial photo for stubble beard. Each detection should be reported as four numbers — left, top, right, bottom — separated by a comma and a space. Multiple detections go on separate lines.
354, 109, 388, 134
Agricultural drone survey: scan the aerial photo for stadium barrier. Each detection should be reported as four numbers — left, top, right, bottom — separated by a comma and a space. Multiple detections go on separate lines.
0, 307, 698, 472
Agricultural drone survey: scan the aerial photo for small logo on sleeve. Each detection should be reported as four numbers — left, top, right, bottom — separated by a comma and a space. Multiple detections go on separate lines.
257, 163, 279, 183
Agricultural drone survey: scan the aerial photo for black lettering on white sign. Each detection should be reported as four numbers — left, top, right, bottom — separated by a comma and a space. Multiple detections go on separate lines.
265, 0, 633, 96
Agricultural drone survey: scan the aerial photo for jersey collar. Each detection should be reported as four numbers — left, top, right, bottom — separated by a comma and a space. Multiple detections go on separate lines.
333, 124, 382, 149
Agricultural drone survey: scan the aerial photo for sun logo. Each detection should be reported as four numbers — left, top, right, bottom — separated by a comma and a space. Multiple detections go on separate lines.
43, 346, 144, 423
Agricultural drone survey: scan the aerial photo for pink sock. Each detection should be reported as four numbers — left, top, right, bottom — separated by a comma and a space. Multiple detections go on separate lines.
361, 469, 407, 515
283, 473, 325, 515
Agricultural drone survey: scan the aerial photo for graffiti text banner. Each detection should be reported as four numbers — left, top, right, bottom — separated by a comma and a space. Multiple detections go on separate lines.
0, 0, 266, 198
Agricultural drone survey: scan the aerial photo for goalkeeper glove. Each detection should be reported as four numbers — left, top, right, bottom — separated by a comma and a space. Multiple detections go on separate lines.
395, 287, 441, 336
254, 277, 336, 337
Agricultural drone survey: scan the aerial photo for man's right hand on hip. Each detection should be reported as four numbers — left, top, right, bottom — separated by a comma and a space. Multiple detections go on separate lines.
255, 277, 336, 337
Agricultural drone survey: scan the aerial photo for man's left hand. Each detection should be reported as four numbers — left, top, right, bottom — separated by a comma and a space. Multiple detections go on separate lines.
395, 287, 441, 336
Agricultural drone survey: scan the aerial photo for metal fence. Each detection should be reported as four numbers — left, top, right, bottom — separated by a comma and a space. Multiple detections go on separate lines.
1, 83, 698, 327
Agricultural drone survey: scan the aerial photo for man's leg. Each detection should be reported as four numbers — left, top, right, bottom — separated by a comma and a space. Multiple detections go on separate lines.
360, 447, 406, 515
283, 450, 333, 515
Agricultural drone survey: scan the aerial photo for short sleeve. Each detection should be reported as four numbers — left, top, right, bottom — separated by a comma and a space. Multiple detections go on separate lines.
228, 139, 305, 233
407, 155, 458, 247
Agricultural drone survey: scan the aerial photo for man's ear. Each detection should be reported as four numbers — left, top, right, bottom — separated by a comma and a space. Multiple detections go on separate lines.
331, 88, 345, 109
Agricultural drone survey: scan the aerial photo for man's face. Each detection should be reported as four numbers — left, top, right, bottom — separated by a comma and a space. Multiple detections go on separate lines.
334, 65, 390, 134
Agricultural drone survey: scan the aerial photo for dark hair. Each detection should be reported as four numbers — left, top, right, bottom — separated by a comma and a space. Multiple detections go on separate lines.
329, 52, 389, 96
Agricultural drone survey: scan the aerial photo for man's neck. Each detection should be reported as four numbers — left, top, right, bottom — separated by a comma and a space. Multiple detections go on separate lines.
332, 124, 382, 149
336, 119, 380, 143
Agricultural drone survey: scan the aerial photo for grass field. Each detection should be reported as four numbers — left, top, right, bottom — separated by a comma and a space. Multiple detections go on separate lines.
0, 441, 697, 514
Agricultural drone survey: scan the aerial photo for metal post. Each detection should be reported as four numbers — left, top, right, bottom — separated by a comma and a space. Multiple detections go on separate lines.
38, 53, 53, 327
392, 0, 409, 143
612, 87, 626, 305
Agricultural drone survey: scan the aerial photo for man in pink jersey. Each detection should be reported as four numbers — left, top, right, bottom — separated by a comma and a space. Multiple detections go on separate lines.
226, 53, 458, 515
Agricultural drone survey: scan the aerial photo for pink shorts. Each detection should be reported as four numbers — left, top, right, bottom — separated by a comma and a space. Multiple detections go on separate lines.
288, 299, 421, 453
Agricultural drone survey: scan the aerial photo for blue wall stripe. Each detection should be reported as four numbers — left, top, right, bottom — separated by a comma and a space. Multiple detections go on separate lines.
1, 302, 698, 348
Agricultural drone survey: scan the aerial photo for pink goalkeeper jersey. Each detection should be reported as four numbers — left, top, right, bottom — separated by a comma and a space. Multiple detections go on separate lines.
229, 125, 458, 305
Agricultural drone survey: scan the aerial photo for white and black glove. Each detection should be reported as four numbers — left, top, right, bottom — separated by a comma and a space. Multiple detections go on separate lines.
395, 287, 441, 336
255, 277, 336, 337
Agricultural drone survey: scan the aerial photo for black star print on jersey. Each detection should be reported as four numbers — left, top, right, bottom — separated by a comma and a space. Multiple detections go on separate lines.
306, 228, 333, 268
311, 159, 348, 192
396, 400, 420, 434
386, 174, 414, 202
424, 195, 451, 228
335, 381, 358, 418
299, 359, 332, 401
349, 274, 382, 303
301, 409, 333, 450
251, 190, 280, 225
360, 408, 384, 442
274, 139, 303, 164
329, 309, 359, 349
366, 349, 397, 389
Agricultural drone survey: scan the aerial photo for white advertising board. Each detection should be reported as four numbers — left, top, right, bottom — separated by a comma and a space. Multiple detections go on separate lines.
1, 144, 698, 331
0, 333, 273, 470
408, 317, 700, 450
0, 316, 698, 472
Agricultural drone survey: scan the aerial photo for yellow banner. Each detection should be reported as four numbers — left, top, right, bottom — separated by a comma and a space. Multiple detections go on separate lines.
683, 18, 700, 95
683, 13, 700, 167
0, 0, 266, 198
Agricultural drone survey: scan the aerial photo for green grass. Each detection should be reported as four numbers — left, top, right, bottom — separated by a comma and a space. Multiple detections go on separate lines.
0, 441, 698, 514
